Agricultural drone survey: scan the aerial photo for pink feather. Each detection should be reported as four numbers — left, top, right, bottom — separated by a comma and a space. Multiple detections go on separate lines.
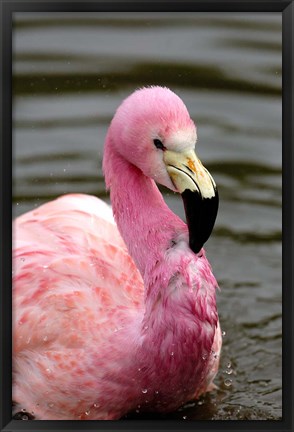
13, 86, 222, 420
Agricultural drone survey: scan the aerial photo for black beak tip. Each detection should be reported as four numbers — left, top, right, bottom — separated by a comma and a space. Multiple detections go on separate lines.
181, 188, 219, 254
189, 239, 203, 254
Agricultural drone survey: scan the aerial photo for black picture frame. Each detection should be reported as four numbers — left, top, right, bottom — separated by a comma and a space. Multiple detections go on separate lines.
1, 1, 293, 432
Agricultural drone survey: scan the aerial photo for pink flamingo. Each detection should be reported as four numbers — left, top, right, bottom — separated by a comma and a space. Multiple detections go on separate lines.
13, 86, 221, 420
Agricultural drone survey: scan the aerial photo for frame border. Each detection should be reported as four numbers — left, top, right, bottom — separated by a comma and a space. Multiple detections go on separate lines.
1, 1, 293, 432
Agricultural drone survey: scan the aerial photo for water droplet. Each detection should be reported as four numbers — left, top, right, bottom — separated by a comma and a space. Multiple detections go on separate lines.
46, 368, 51, 374
85, 410, 90, 416
16, 202, 19, 206
135, 409, 140, 413
227, 361, 231, 369
155, 390, 159, 394
197, 400, 204, 405
22, 415, 29, 420
224, 379, 232, 387
222, 330, 226, 336
21, 408, 26, 412
93, 403, 100, 408
18, 320, 23, 325
211, 350, 218, 359
226, 368, 233, 375
48, 402, 54, 408
170, 351, 174, 356
43, 265, 49, 269
43, 335, 48, 342
202, 353, 208, 360
142, 388, 148, 394
183, 415, 187, 420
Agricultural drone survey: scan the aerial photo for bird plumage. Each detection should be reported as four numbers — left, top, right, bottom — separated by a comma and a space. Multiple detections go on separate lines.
13, 87, 221, 420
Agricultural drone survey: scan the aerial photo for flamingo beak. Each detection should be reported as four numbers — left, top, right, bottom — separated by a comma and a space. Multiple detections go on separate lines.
163, 149, 219, 253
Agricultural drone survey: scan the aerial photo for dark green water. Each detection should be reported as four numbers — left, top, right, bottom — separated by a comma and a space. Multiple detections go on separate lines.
12, 12, 282, 420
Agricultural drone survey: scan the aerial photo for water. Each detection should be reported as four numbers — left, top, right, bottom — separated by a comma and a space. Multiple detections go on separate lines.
12, 12, 282, 420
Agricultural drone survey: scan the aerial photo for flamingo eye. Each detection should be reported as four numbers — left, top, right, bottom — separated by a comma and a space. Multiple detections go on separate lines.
153, 139, 166, 151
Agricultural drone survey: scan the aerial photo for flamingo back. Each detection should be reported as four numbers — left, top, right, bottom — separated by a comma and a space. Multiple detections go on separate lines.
13, 194, 144, 419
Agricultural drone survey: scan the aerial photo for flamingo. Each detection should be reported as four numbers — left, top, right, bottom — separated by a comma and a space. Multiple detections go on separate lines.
12, 86, 221, 420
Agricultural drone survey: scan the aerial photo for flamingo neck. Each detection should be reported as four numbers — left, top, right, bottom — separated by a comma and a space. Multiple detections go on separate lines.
104, 146, 186, 278
103, 145, 218, 402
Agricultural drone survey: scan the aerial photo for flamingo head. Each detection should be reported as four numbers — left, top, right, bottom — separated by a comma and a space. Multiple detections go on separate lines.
106, 86, 219, 253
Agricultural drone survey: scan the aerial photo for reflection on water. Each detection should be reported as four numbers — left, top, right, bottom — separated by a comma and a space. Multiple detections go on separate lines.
12, 12, 282, 420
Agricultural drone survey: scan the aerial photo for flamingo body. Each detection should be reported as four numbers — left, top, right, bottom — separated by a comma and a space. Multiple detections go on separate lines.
13, 87, 222, 420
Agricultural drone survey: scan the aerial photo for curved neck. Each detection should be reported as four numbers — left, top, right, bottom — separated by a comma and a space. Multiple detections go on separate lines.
103, 144, 218, 401
104, 144, 186, 278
